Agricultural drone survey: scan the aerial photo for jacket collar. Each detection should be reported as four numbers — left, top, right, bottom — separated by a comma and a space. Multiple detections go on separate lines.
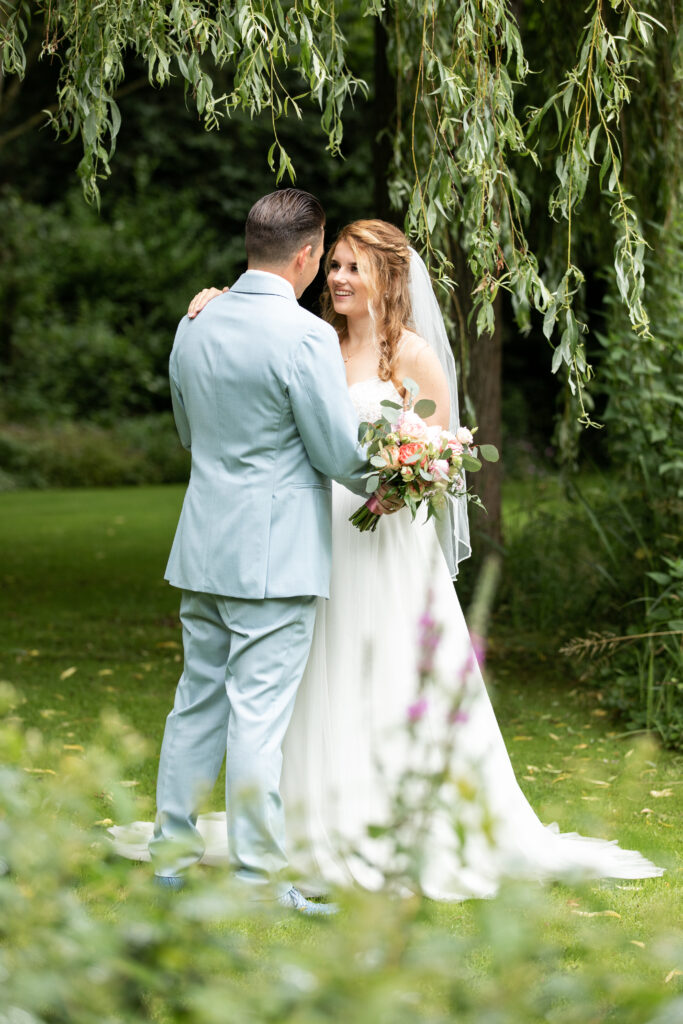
231, 270, 297, 302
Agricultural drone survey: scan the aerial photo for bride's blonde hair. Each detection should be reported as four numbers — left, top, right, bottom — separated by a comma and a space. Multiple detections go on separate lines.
321, 220, 413, 384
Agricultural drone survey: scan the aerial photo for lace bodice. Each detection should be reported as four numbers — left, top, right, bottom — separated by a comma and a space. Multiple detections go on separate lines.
348, 376, 402, 424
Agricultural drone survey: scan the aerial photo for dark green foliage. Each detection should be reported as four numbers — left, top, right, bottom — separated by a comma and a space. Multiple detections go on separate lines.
0, 184, 229, 423
0, 415, 189, 489
585, 208, 683, 750
498, 469, 682, 749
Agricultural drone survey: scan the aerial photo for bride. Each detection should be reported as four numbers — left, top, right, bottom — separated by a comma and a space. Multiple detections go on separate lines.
112, 220, 663, 899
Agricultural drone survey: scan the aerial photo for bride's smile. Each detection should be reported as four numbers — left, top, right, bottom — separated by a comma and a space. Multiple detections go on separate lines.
327, 239, 370, 318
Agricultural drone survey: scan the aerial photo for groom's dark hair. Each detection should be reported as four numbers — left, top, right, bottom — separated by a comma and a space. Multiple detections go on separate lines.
245, 189, 325, 265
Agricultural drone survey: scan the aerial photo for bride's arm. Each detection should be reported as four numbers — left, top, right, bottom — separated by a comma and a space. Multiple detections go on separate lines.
395, 333, 451, 427
187, 286, 228, 319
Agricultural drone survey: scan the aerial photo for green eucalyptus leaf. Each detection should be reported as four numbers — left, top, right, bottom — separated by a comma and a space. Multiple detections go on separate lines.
414, 399, 436, 419
478, 444, 499, 462
382, 406, 401, 425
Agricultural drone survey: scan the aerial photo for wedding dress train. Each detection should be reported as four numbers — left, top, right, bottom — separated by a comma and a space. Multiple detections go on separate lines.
110, 376, 663, 898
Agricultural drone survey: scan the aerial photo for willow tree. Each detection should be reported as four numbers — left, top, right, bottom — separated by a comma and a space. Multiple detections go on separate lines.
0, 0, 669, 540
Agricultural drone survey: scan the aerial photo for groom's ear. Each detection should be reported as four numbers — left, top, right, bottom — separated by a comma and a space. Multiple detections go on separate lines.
294, 243, 313, 268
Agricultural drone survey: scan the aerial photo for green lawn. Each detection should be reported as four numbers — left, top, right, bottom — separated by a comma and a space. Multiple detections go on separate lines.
1, 484, 681, 1020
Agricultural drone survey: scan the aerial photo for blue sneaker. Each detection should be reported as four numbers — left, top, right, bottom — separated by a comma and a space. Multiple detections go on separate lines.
277, 886, 338, 916
154, 874, 186, 892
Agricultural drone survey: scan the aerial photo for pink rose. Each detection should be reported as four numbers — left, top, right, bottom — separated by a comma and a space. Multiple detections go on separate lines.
397, 410, 429, 440
428, 459, 450, 481
445, 437, 463, 455
380, 445, 401, 471
398, 441, 426, 465
456, 426, 474, 445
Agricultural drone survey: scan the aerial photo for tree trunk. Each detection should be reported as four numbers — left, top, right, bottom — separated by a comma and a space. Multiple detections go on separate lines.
373, 18, 394, 223
448, 242, 503, 556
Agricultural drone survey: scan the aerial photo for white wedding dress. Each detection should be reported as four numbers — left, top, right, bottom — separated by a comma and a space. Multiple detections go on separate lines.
110, 376, 663, 899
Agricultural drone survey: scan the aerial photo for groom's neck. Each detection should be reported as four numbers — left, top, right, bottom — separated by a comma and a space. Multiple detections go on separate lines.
248, 261, 297, 290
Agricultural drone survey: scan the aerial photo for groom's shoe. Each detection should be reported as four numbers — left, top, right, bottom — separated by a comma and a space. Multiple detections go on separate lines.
277, 886, 338, 917
154, 874, 186, 892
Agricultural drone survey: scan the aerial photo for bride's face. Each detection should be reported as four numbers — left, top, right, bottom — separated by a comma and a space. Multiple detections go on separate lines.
327, 240, 371, 319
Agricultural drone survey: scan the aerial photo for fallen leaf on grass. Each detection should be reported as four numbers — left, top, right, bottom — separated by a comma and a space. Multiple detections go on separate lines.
640, 808, 653, 814
664, 970, 682, 984
581, 796, 599, 801
630, 941, 645, 949
156, 641, 180, 649
549, 733, 561, 741
513, 736, 532, 741
119, 780, 139, 788
60, 667, 77, 680
650, 789, 673, 798
522, 776, 536, 782
591, 709, 608, 717
98, 669, 113, 676
63, 744, 83, 751
585, 778, 611, 787
572, 910, 621, 919
551, 773, 572, 784
574, 743, 588, 750
23, 768, 56, 775
95, 818, 114, 827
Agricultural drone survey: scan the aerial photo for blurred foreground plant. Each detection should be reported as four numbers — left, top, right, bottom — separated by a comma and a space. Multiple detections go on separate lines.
1, 610, 680, 1021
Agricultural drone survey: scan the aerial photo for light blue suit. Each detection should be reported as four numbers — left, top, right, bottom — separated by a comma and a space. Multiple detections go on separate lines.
150, 271, 368, 892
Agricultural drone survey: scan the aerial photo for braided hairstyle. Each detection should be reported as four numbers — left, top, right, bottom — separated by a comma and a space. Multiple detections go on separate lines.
321, 220, 413, 385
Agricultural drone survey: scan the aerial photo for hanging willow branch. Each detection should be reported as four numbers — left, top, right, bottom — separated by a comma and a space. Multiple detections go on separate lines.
0, 0, 665, 415
385, 0, 663, 422
0, 0, 365, 201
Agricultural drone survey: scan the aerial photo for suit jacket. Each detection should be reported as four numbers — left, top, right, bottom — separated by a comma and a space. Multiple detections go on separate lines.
164, 270, 368, 599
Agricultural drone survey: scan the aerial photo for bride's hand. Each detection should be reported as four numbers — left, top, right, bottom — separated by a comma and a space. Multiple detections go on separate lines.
188, 286, 228, 320
374, 483, 404, 515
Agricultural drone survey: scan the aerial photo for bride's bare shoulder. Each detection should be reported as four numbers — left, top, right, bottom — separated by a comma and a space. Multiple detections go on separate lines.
397, 328, 428, 354
396, 329, 439, 372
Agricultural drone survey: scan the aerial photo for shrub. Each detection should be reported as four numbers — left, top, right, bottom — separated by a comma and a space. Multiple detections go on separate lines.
0, 682, 680, 1024
0, 415, 189, 489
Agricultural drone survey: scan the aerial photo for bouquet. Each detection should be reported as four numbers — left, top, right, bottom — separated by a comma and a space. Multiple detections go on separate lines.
350, 377, 499, 532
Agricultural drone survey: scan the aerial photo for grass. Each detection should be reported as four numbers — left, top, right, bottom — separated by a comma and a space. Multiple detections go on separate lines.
1, 483, 681, 1016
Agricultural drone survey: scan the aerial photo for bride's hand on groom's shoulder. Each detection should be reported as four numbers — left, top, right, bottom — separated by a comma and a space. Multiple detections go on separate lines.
188, 286, 228, 319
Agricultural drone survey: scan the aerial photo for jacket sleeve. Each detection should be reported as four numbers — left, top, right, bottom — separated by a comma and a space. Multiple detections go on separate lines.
288, 323, 368, 496
169, 336, 191, 452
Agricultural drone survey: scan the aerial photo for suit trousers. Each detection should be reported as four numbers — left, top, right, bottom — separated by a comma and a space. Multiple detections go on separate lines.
149, 589, 317, 895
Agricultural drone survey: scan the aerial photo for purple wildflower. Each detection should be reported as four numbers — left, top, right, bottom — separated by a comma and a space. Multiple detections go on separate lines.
407, 698, 429, 722
448, 709, 469, 725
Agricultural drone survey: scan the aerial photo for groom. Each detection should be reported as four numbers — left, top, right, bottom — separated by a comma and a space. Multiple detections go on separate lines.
150, 189, 378, 913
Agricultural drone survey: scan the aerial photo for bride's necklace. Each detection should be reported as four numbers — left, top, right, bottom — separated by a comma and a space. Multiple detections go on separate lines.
341, 335, 375, 363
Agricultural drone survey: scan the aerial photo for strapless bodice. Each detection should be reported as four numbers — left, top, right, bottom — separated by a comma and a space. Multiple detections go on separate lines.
348, 376, 402, 424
